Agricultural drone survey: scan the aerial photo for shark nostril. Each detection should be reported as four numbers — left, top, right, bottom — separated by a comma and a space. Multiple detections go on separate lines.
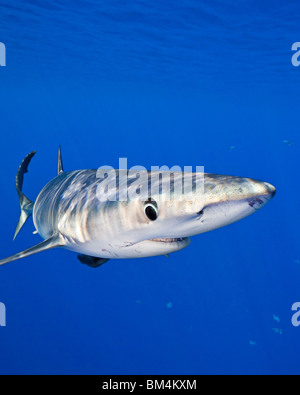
248, 197, 265, 210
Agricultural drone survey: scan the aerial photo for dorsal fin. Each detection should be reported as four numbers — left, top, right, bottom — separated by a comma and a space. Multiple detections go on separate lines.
57, 145, 64, 175
14, 151, 36, 240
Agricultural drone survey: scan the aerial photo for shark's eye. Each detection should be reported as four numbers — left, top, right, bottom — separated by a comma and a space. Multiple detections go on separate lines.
144, 200, 158, 221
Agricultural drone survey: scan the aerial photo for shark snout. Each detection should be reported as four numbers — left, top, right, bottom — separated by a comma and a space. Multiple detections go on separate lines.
263, 182, 276, 199
190, 175, 277, 236
246, 180, 276, 210
204, 175, 276, 205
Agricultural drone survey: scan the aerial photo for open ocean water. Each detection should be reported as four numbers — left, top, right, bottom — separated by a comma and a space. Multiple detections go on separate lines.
0, 0, 299, 375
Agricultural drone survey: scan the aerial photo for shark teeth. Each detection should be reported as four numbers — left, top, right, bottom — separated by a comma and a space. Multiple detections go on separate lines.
150, 238, 186, 243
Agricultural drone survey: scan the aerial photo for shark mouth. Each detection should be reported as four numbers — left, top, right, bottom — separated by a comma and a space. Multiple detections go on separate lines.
150, 237, 187, 243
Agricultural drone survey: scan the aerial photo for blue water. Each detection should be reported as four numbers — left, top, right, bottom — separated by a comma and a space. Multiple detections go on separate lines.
0, 0, 300, 375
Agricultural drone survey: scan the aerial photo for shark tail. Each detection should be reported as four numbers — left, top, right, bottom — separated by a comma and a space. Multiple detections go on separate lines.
14, 151, 37, 241
0, 149, 66, 266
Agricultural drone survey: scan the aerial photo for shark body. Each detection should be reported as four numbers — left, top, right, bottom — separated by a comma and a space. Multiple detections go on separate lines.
0, 149, 276, 268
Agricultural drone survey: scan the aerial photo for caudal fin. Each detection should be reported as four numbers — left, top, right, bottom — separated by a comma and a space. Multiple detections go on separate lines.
14, 151, 37, 240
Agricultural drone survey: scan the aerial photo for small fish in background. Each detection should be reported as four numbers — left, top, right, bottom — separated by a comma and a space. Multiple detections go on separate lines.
228, 145, 236, 151
249, 340, 257, 346
166, 302, 173, 309
295, 259, 300, 265
273, 315, 280, 323
283, 139, 295, 147
272, 328, 283, 335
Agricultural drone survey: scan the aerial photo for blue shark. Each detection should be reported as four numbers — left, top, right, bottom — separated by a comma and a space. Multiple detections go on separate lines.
0, 148, 276, 268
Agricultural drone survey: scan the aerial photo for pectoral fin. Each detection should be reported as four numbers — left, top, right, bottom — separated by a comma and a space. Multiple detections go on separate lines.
0, 234, 64, 266
77, 254, 109, 268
